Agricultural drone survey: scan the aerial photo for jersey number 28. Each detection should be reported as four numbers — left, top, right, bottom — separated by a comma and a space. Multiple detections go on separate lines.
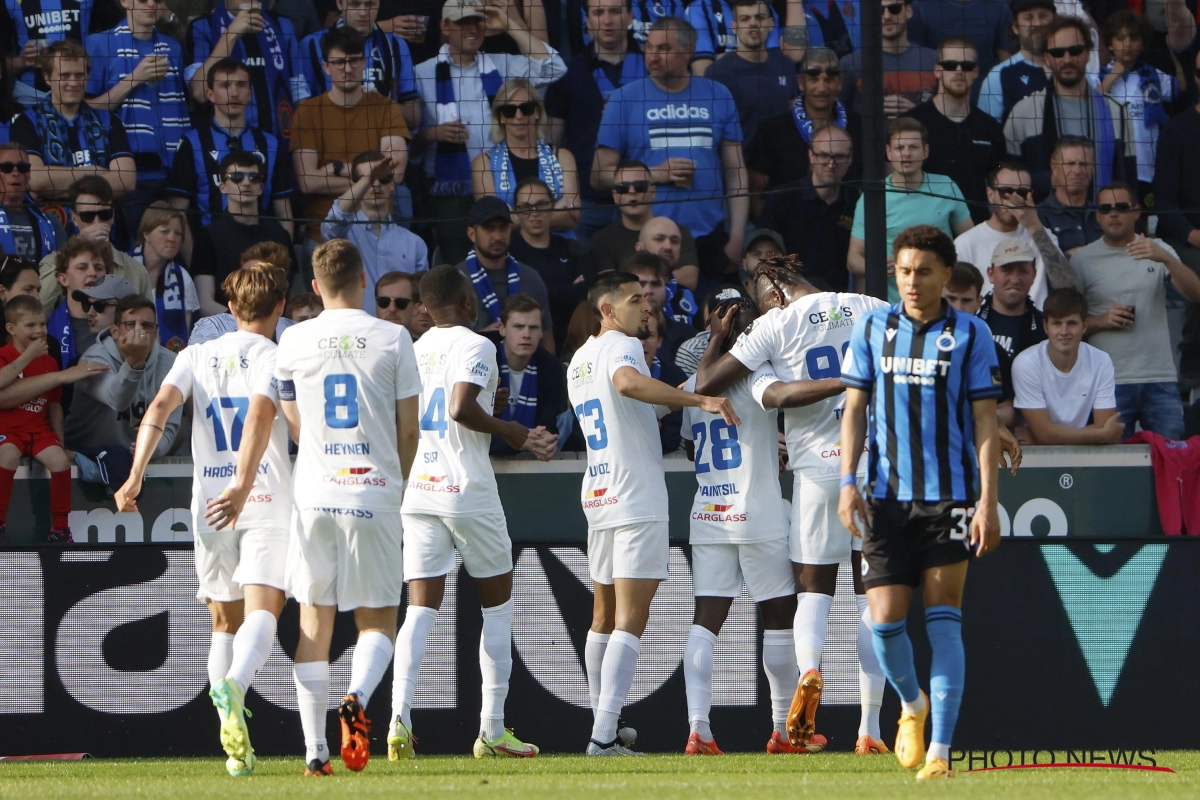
692, 420, 741, 473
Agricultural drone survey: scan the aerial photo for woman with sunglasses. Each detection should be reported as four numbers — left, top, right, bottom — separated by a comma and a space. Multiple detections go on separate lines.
132, 203, 201, 352
471, 78, 580, 233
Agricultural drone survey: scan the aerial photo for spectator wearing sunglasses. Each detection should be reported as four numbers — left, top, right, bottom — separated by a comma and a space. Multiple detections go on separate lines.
906, 0, 1013, 83
977, 0, 1054, 124
1070, 183, 1200, 440
168, 59, 296, 240
837, 0, 937, 116
10, 39, 137, 201
472, 78, 580, 234
904, 36, 1006, 225
746, 47, 861, 215
321, 150, 429, 310
954, 162, 1072, 308
65, 294, 181, 493
71, 275, 139, 357
373, 271, 416, 327
702, 0, 797, 146
191, 151, 293, 317
1004, 16, 1137, 200
0, 142, 65, 262
588, 160, 701, 282
38, 177, 153, 315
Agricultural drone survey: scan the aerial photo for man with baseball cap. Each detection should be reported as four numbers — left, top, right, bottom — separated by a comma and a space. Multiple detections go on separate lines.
455, 196, 554, 345
740, 229, 785, 293
415, 0, 567, 265
71, 275, 138, 356
976, 236, 1047, 364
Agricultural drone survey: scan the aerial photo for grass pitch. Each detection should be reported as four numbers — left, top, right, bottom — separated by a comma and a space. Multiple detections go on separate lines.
1, 752, 1197, 800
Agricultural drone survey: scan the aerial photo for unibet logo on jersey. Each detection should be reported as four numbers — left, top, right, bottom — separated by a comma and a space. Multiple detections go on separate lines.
317, 335, 367, 359
645, 103, 712, 122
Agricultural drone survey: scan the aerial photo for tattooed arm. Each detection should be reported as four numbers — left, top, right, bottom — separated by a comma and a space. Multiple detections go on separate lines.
1013, 203, 1076, 289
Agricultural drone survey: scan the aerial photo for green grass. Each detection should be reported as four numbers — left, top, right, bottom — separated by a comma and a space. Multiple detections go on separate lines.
1, 752, 1197, 799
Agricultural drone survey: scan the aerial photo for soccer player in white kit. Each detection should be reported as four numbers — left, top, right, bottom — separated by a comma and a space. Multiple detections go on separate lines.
115, 262, 293, 777
273, 239, 421, 776
567, 272, 738, 756
389, 266, 557, 760
678, 294, 801, 756
695, 256, 891, 755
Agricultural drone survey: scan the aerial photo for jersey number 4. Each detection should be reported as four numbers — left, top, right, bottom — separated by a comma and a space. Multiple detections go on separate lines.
206, 397, 248, 452
692, 419, 741, 473
420, 386, 449, 438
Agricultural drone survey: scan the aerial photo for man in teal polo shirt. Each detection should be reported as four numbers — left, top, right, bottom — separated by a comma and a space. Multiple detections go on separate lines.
847, 117, 973, 301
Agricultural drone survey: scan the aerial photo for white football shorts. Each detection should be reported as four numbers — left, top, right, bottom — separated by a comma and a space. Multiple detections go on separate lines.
401, 510, 513, 580
691, 538, 795, 602
588, 520, 669, 583
286, 507, 404, 611
193, 524, 288, 602
790, 471, 862, 565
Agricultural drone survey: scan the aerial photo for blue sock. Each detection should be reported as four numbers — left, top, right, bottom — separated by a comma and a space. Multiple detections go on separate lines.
870, 619, 920, 704
925, 605, 964, 747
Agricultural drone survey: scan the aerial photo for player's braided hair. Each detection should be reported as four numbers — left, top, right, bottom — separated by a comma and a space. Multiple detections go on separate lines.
753, 254, 805, 303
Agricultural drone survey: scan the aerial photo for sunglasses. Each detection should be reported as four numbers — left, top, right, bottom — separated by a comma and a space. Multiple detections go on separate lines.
0, 161, 32, 174
225, 171, 264, 184
996, 186, 1031, 199
75, 208, 114, 223
498, 101, 539, 119
937, 60, 978, 72
1046, 44, 1087, 58
882, 2, 908, 15
614, 180, 652, 194
80, 298, 119, 313
376, 296, 412, 310
804, 66, 841, 78
1098, 202, 1135, 214
514, 202, 553, 215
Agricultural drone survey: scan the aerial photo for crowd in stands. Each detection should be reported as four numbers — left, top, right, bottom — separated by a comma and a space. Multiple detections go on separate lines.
1, 0, 1200, 541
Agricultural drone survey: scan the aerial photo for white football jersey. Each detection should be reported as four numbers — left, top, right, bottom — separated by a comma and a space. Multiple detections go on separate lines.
274, 308, 421, 510
401, 325, 502, 517
681, 372, 787, 544
162, 330, 292, 532
730, 292, 887, 478
567, 330, 667, 528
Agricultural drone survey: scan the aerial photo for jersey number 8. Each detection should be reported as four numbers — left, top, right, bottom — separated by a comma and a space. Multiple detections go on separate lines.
324, 374, 360, 428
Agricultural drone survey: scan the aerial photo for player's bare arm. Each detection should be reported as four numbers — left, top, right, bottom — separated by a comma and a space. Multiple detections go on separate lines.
837, 386, 870, 538
204, 394, 279, 531
998, 424, 1022, 475
449, 381, 557, 461
396, 395, 420, 479
970, 398, 1001, 557
760, 378, 845, 409
114, 385, 185, 512
279, 399, 301, 443
612, 365, 741, 426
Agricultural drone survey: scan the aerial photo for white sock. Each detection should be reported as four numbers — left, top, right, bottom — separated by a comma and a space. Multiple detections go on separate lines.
856, 595, 884, 739
479, 599, 514, 741
392, 605, 438, 729
683, 625, 716, 740
929, 742, 950, 762
901, 692, 927, 715
762, 628, 798, 737
208, 632, 235, 687
226, 610, 276, 694
591, 630, 640, 744
584, 630, 610, 714
347, 630, 394, 709
293, 661, 330, 763
794, 593, 833, 674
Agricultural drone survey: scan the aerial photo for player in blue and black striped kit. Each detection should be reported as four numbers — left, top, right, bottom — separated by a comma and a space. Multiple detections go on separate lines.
838, 224, 1002, 781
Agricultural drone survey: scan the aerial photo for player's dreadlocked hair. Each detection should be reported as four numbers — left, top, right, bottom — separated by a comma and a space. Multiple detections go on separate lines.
753, 254, 806, 306
711, 294, 759, 353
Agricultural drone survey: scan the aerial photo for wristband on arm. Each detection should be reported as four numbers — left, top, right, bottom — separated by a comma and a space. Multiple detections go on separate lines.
840, 473, 857, 489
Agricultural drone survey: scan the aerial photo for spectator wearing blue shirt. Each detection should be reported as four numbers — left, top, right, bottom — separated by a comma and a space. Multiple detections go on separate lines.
168, 59, 295, 240
686, 0, 820, 75
704, 0, 798, 145
10, 39, 137, 201
85, 0, 190, 233
320, 150, 430, 311
976, 0, 1053, 124
185, 1, 300, 140
295, 0, 420, 130
593, 17, 748, 283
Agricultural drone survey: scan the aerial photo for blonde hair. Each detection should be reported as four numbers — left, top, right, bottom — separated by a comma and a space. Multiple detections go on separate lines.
312, 238, 363, 296
136, 202, 186, 247
489, 78, 545, 144
223, 261, 289, 322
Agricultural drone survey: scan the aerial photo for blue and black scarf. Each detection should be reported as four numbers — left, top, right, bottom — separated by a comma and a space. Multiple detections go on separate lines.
1099, 60, 1170, 128
103, 23, 189, 170
791, 91, 848, 144
591, 49, 647, 101
497, 344, 538, 428
489, 140, 565, 204
47, 300, 76, 368
433, 46, 502, 197
206, 3, 293, 136
134, 246, 189, 352
31, 101, 110, 167
467, 250, 520, 325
